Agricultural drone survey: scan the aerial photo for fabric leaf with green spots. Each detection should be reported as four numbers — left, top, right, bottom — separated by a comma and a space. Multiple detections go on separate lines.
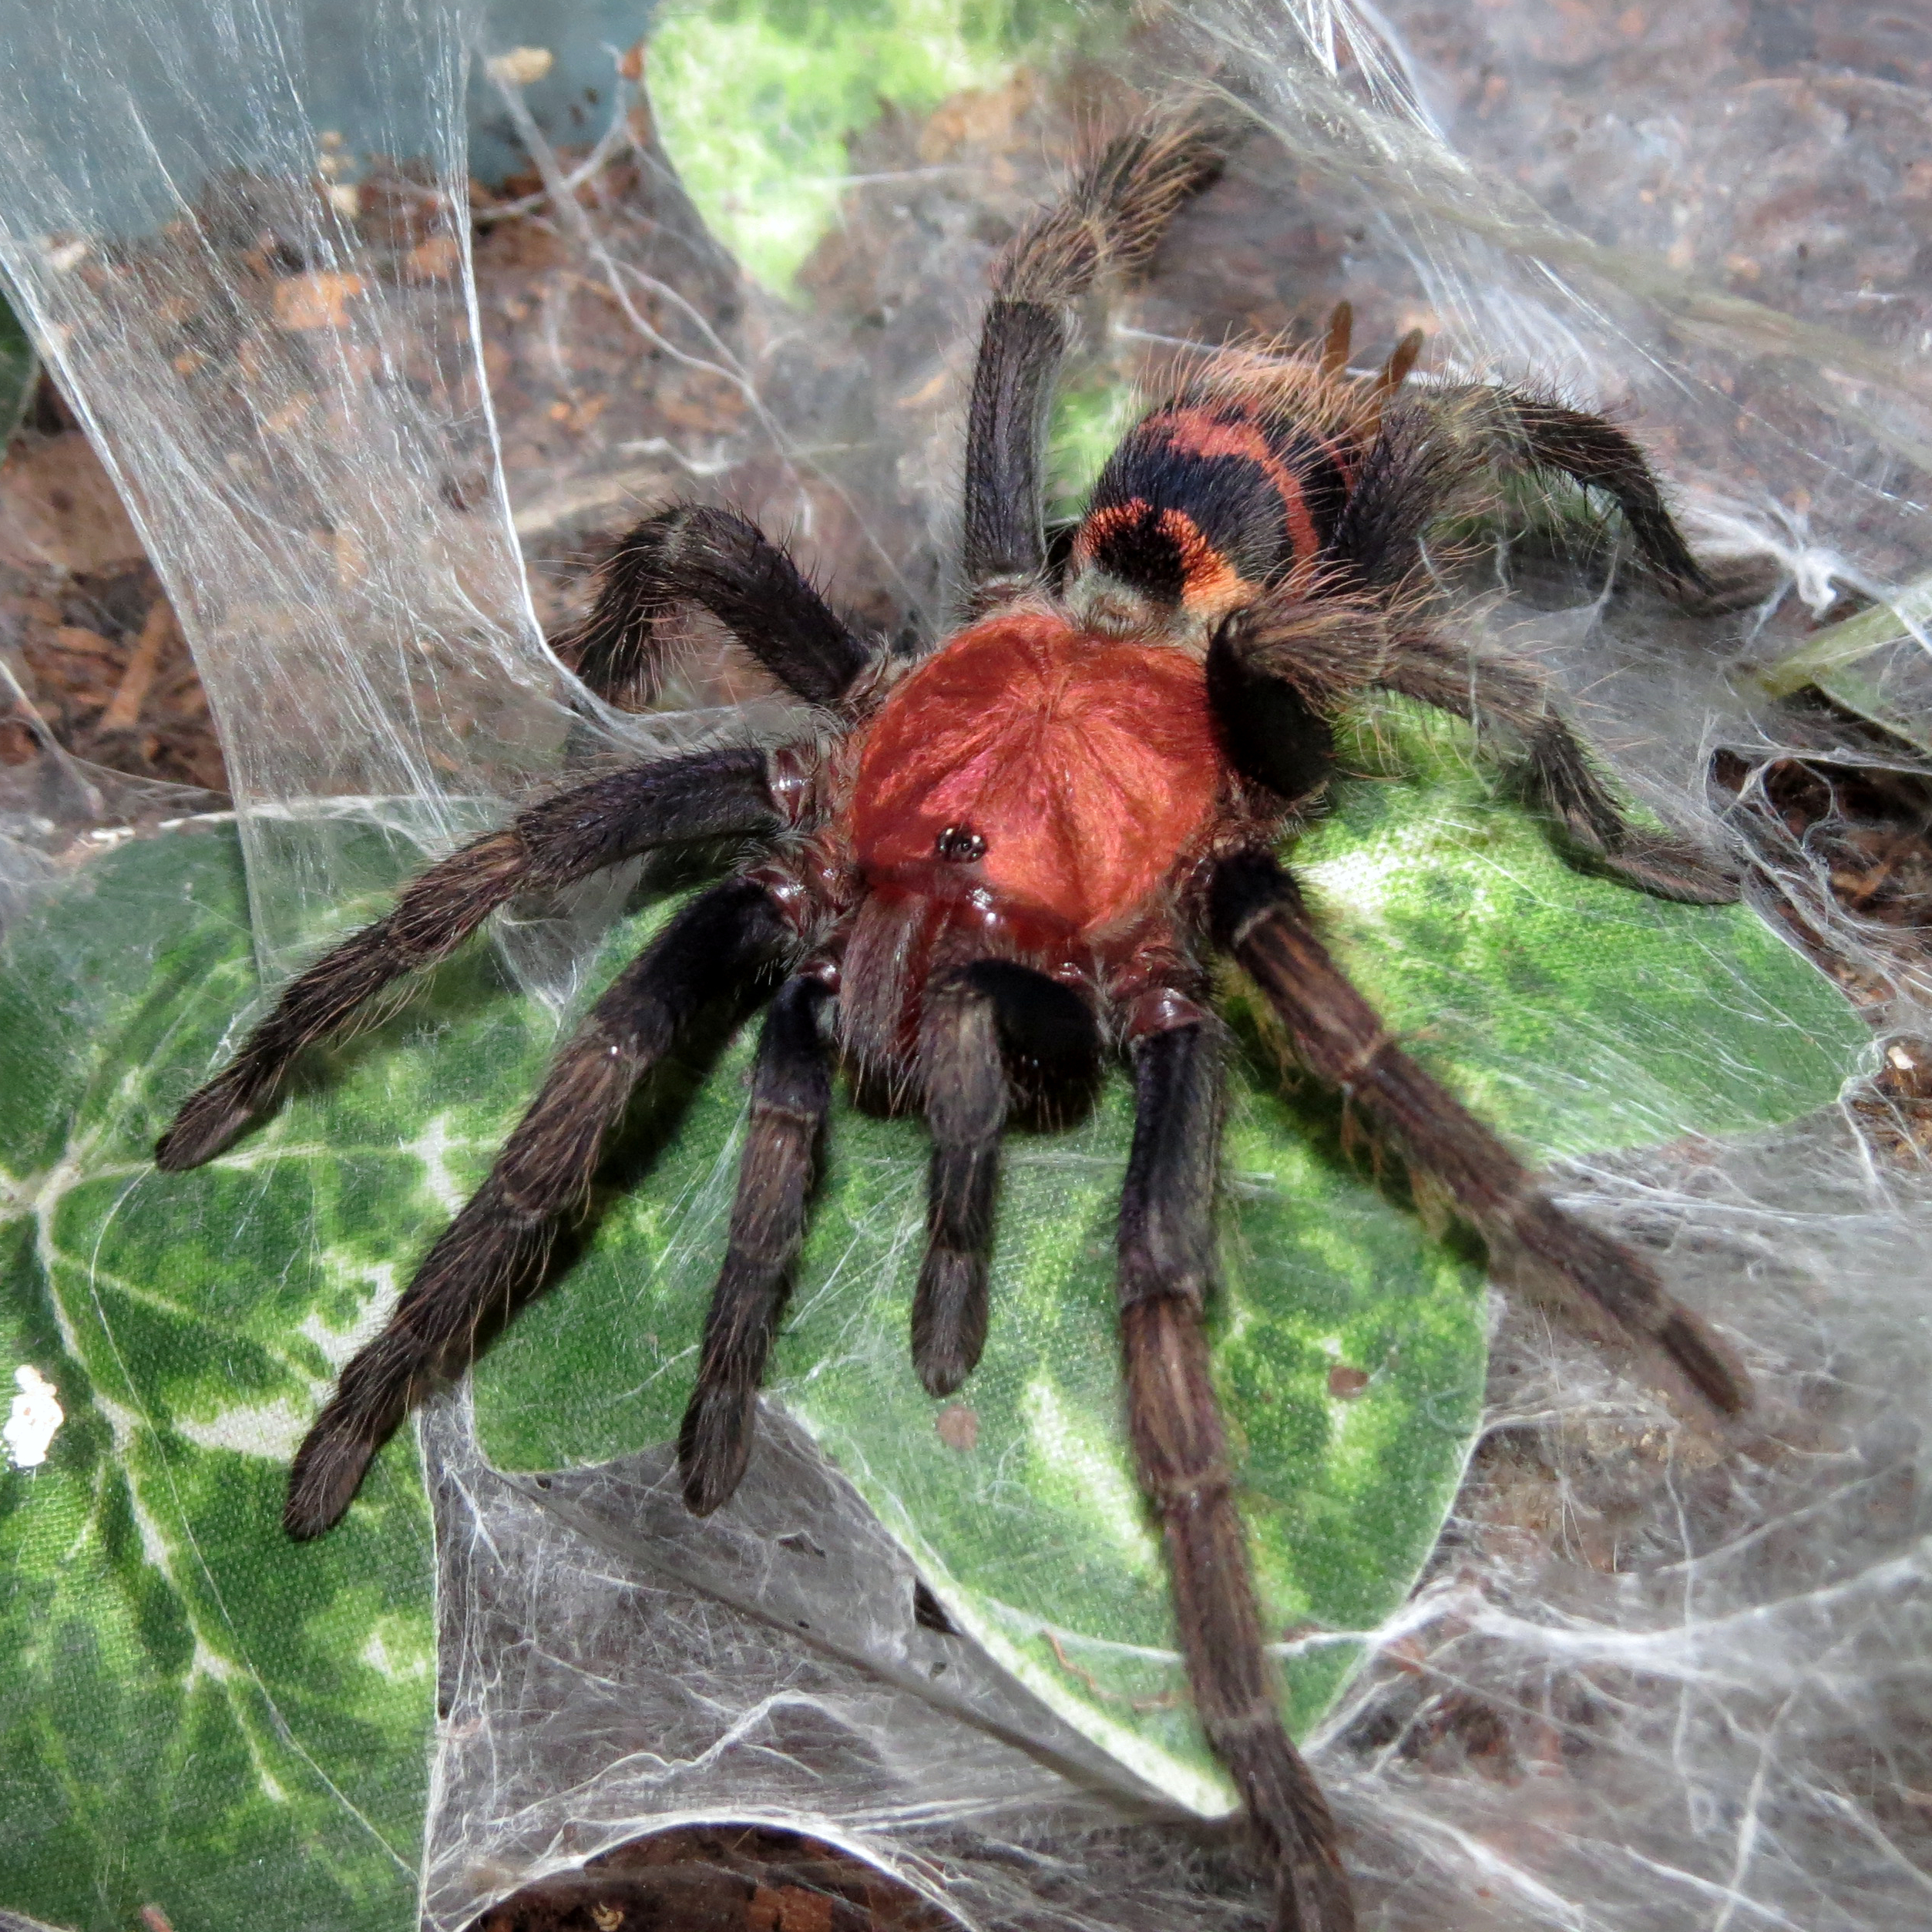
651, 0, 1108, 293
0, 710, 1866, 1922
0, 826, 437, 1932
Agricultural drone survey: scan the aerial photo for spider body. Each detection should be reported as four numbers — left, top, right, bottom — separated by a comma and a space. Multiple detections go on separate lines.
159, 107, 1753, 1932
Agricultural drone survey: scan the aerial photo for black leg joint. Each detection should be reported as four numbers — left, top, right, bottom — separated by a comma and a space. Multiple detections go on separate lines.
757, 972, 835, 1103
1208, 848, 1302, 953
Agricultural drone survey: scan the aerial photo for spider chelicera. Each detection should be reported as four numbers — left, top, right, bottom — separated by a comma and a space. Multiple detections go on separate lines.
159, 106, 1751, 1932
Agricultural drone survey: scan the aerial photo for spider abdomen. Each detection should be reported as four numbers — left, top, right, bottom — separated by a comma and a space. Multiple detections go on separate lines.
1068, 375, 1372, 630
851, 613, 1223, 936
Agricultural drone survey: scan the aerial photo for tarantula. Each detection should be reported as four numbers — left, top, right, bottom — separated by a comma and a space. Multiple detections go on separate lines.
159, 109, 1750, 1932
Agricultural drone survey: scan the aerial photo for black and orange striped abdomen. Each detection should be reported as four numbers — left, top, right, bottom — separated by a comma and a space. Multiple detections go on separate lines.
1069, 385, 1365, 620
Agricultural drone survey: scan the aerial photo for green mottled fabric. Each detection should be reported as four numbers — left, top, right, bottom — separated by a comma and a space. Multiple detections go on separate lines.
0, 706, 1867, 1920
0, 827, 435, 1932
652, 0, 1110, 292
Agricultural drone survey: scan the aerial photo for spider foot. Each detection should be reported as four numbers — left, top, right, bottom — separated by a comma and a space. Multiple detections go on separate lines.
1201, 1676, 1357, 1930
911, 1248, 990, 1398
1501, 1196, 1752, 1419
155, 1070, 264, 1171
284, 1411, 382, 1541
1569, 830, 1742, 906
1657, 1305, 1752, 1416
677, 1381, 758, 1517
284, 1319, 431, 1538
1667, 550, 1787, 617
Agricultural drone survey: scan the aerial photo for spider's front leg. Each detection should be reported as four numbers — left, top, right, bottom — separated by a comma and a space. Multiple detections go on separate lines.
1117, 1005, 1356, 1932
1210, 848, 1751, 1418
910, 962, 1103, 1395
910, 969, 1010, 1396
284, 874, 797, 1539
683, 953, 1105, 1511
556, 502, 873, 710
156, 742, 815, 1170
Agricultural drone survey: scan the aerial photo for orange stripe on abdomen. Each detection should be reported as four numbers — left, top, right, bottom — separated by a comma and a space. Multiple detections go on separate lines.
1142, 405, 1321, 566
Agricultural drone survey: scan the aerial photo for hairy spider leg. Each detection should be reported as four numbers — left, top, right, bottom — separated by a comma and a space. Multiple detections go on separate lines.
557, 501, 872, 709
1377, 625, 1742, 903
1211, 593, 1740, 905
1332, 380, 1733, 899
1209, 849, 1751, 1418
284, 875, 795, 1540
962, 110, 1228, 595
1119, 1013, 1356, 1932
911, 969, 1009, 1396
680, 973, 835, 1515
1500, 395, 1712, 596
156, 744, 805, 1170
1334, 384, 1712, 599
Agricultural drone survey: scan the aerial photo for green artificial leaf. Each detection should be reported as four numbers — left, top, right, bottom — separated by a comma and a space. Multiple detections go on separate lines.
1299, 704, 1863, 1156
0, 828, 438, 1932
1756, 575, 1932, 755
1, 699, 1866, 1926
1814, 647, 1932, 758
470, 701, 1868, 1806
651, 0, 1113, 294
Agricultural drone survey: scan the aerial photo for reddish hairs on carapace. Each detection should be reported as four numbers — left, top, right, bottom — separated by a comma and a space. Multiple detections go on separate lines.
835, 610, 1227, 1077
852, 613, 1222, 934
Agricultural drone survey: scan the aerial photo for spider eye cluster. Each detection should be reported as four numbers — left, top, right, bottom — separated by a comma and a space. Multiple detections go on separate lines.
934, 825, 988, 863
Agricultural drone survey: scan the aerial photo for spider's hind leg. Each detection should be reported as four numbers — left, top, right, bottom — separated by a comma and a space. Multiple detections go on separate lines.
1494, 393, 1711, 600
912, 962, 1100, 1396
1118, 1008, 1356, 1932
679, 972, 834, 1515
1337, 383, 1710, 600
